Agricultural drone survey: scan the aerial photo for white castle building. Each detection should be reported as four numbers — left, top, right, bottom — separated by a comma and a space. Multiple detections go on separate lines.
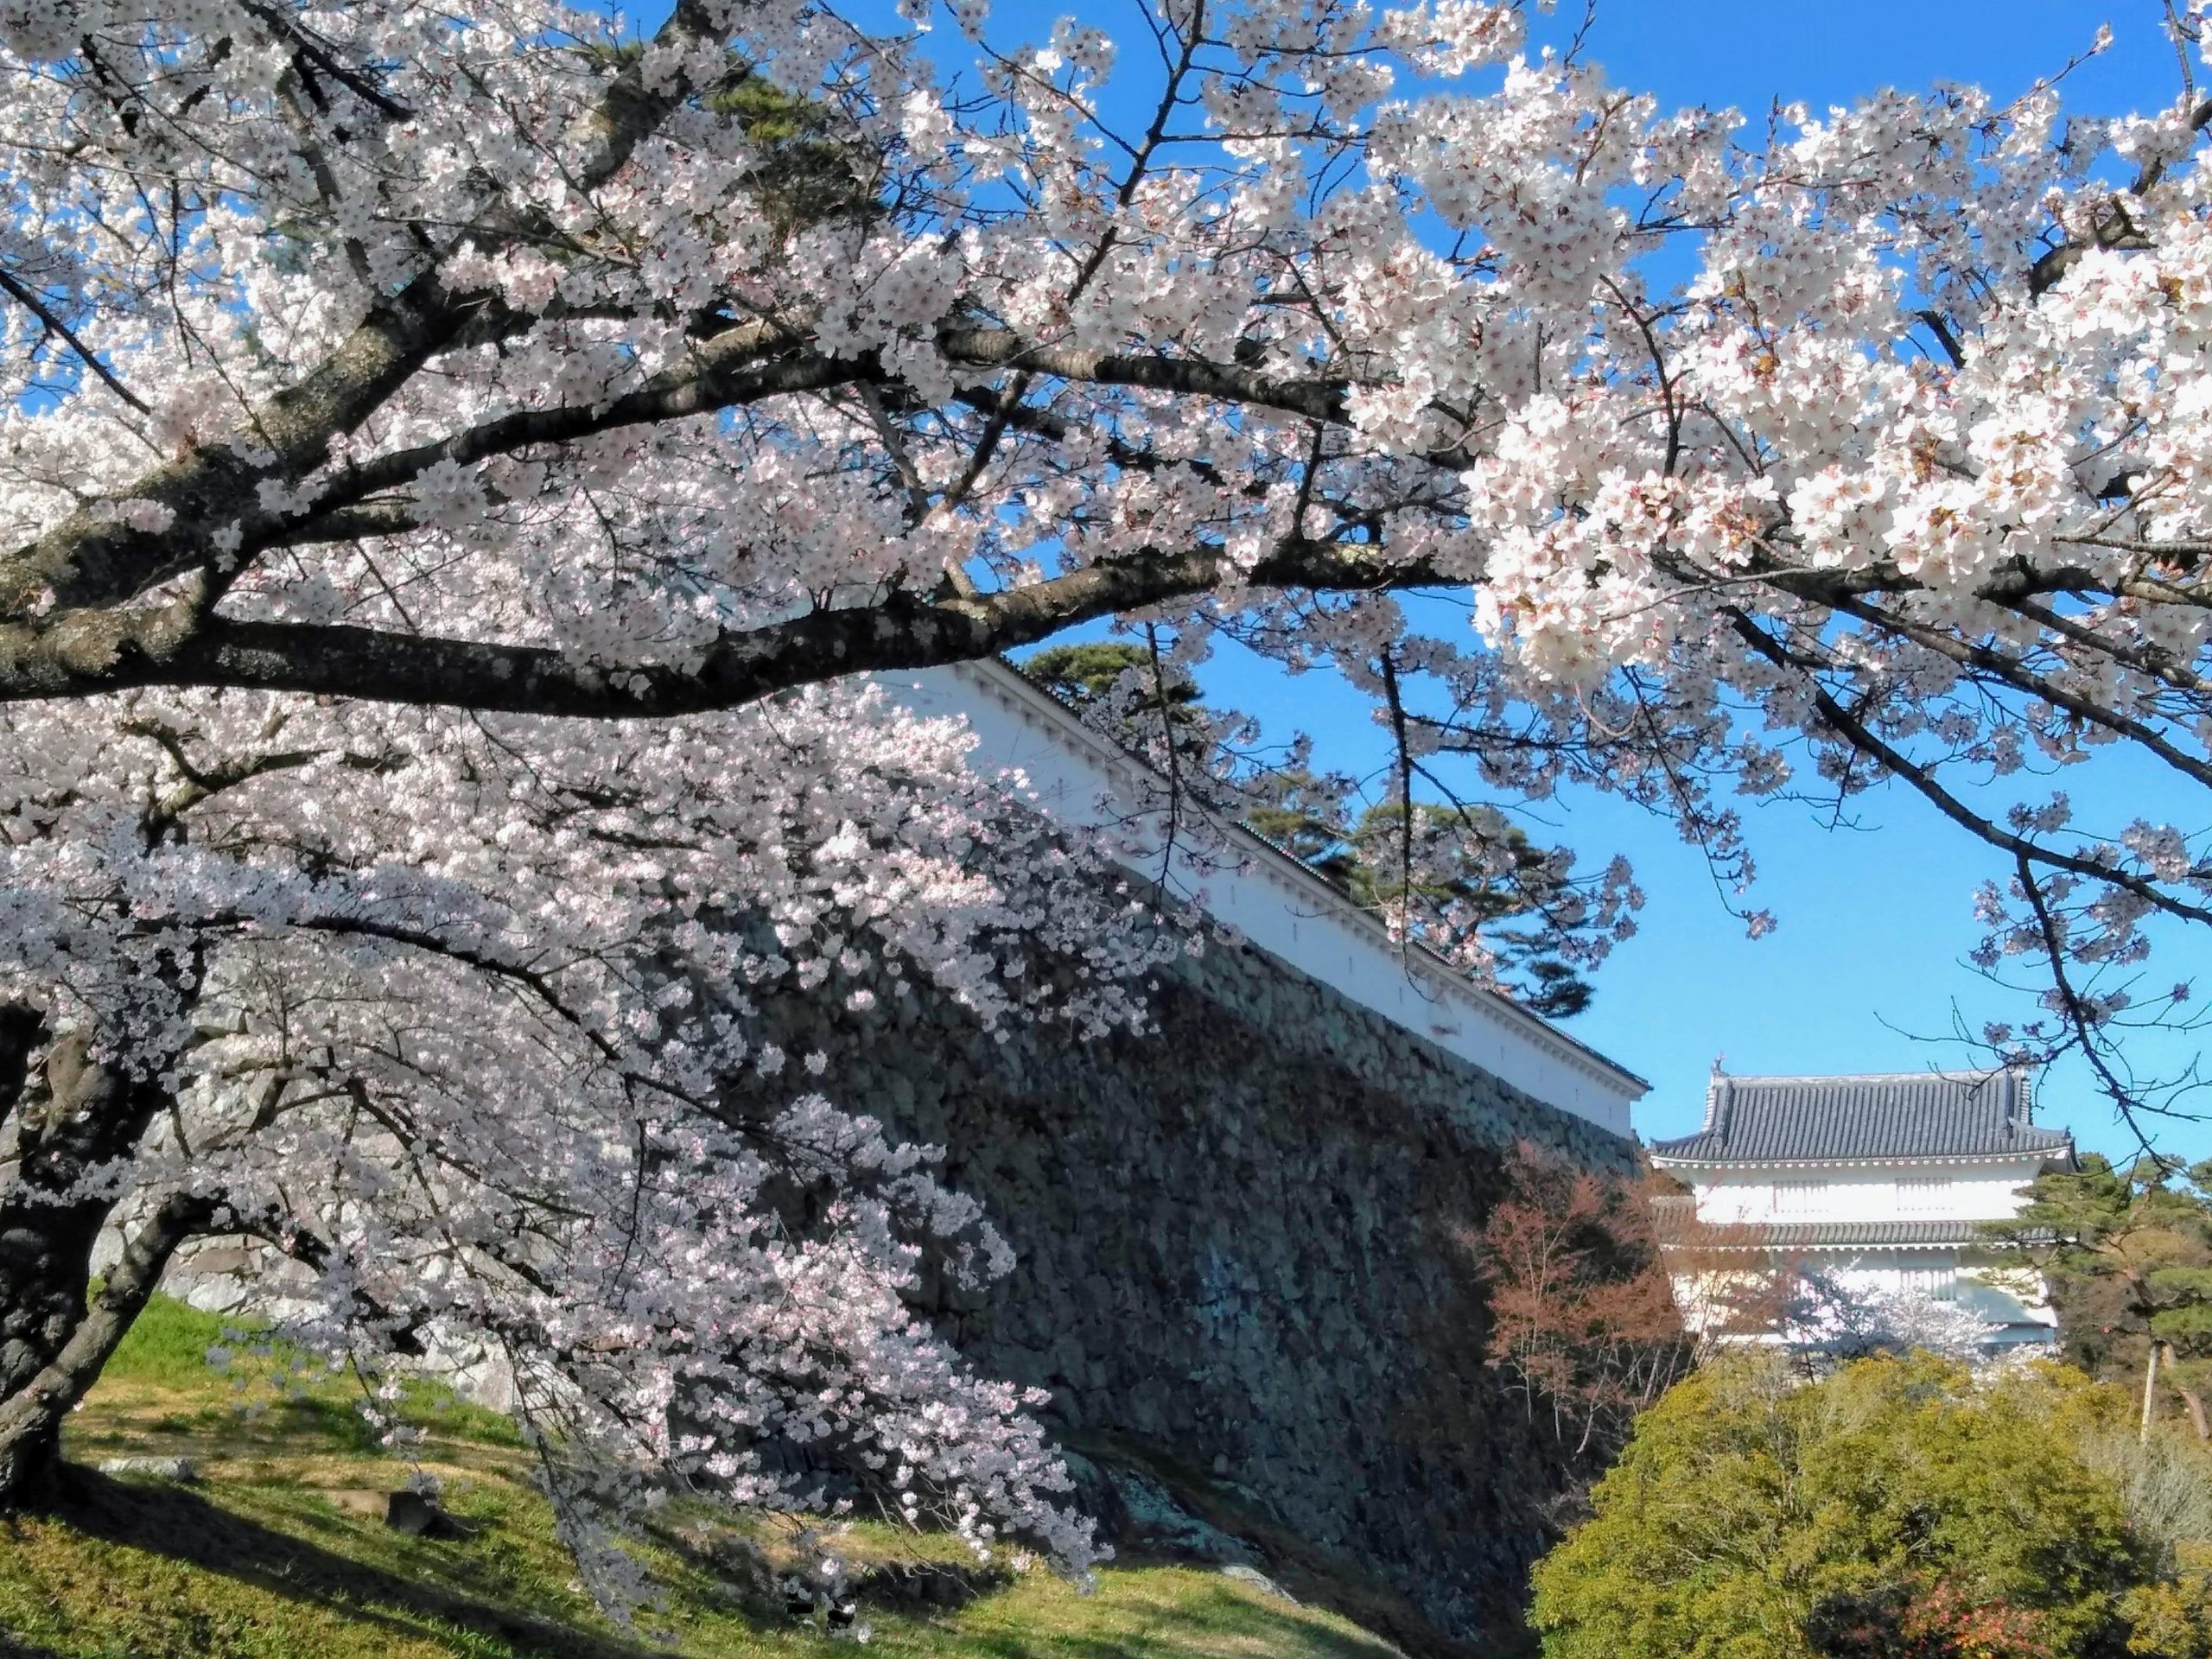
1649, 1067, 2077, 1348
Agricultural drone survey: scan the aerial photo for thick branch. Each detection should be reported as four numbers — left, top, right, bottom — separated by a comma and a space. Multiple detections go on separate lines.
0, 0, 728, 620
295, 322, 836, 521
282, 327, 1338, 542
938, 327, 1351, 424
1, 537, 1437, 714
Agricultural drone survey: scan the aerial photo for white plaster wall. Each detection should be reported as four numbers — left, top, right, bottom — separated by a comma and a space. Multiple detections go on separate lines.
1691, 1162, 2044, 1224
1802, 1255, 2056, 1337
874, 661, 1646, 1138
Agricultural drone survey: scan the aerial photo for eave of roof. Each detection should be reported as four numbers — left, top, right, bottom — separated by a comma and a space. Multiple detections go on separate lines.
1656, 1217, 2056, 1249
1648, 1149, 2074, 1171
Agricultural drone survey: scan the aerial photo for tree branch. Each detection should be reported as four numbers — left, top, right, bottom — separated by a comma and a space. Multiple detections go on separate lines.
0, 0, 731, 620
0, 268, 151, 415
0, 537, 1440, 714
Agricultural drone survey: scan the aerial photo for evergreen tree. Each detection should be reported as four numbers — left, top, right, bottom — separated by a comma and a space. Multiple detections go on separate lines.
1024, 644, 1601, 1016
1999, 1156, 2212, 1440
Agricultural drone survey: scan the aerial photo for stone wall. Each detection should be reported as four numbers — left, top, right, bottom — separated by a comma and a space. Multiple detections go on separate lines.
753, 932, 1639, 1642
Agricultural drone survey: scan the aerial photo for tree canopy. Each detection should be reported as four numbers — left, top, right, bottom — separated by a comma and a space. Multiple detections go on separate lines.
2002, 1154, 2212, 1438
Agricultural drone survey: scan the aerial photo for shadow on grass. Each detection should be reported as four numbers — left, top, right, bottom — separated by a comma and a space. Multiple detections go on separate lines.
955, 1577, 1402, 1659
1067, 1431, 1497, 1659
69, 1385, 526, 1476
25, 1465, 679, 1659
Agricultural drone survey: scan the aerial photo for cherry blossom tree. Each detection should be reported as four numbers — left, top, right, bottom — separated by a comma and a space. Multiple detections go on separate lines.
0, 681, 1180, 1592
6, 0, 2212, 1592
1783, 1271, 1999, 1365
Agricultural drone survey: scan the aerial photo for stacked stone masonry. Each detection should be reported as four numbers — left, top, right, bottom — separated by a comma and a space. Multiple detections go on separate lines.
753, 931, 1638, 1640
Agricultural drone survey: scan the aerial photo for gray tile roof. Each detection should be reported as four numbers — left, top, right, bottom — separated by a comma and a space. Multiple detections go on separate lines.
1648, 1067, 2075, 1166
1651, 1206, 2051, 1249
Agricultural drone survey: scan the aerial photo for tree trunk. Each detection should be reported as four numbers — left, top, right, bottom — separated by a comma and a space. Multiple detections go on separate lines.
0, 1193, 214, 1497
0, 1005, 42, 1128
2178, 1384, 2211, 1442
0, 1025, 189, 1502
2141, 1338, 2163, 1445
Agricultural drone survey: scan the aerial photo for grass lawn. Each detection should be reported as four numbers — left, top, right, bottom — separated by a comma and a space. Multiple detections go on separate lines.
0, 1297, 1407, 1659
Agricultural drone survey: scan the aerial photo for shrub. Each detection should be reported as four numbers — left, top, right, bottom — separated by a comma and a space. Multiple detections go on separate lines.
1529, 1353, 2196, 1659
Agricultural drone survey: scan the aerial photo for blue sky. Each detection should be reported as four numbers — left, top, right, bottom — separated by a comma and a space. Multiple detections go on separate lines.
1185, 2, 2204, 1163
619, 0, 2206, 1160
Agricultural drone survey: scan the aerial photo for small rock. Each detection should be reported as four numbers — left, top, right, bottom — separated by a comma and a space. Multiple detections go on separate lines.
385, 1488, 472, 1540
1211, 1453, 1230, 1476
97, 1456, 197, 1483
1218, 1563, 1297, 1605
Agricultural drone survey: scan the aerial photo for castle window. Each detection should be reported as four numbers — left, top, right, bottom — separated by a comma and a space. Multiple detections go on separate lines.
1897, 1176, 1954, 1214
1772, 1180, 1821, 1217
1898, 1264, 1957, 1300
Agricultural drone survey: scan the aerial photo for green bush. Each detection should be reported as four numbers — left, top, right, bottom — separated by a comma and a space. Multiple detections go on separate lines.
1531, 1352, 2212, 1659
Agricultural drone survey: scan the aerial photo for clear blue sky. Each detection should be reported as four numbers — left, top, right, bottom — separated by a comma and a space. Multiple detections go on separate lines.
621, 0, 2205, 1160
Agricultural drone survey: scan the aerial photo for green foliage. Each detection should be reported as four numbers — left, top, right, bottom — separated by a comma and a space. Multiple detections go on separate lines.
1999, 1156, 2212, 1431
1023, 642, 1198, 709
579, 42, 877, 236
2120, 1562, 2212, 1659
705, 69, 878, 234
1021, 642, 1214, 772
1529, 1353, 2212, 1659
1249, 790, 1597, 1017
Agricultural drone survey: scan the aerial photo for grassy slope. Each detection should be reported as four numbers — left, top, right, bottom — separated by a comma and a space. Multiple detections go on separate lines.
0, 1298, 1405, 1659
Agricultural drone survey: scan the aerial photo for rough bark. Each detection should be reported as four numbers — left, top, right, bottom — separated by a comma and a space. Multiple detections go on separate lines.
2, 535, 1437, 716
0, 1192, 215, 1499
0, 1028, 183, 1502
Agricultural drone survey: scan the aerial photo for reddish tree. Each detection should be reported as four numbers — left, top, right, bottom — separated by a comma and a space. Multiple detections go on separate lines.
1472, 1142, 1696, 1455
1808, 1581, 2053, 1659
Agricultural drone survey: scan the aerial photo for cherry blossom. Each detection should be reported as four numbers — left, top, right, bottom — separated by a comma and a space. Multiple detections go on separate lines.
3, 0, 2212, 1595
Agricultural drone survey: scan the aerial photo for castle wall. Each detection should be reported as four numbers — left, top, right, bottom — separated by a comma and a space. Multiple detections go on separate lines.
883, 660, 1645, 1138
753, 922, 1640, 1641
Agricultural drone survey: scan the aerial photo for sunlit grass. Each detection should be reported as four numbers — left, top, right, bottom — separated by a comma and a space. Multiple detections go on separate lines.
0, 1294, 1411, 1659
